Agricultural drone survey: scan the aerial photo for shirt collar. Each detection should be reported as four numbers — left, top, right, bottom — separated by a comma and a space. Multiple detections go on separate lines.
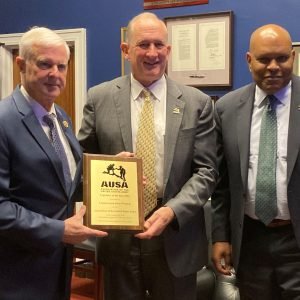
131, 74, 166, 101
20, 85, 56, 120
255, 81, 291, 107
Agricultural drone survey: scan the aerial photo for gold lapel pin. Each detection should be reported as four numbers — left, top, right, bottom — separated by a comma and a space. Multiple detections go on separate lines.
63, 120, 69, 128
173, 107, 180, 114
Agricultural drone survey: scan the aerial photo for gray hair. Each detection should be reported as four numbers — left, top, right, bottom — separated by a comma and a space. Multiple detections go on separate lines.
19, 26, 70, 60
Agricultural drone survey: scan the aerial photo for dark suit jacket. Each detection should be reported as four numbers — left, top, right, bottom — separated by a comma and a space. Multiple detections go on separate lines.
211, 75, 300, 270
78, 75, 217, 277
0, 87, 82, 300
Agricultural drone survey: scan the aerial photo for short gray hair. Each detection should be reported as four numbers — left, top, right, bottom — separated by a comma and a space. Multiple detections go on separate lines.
19, 26, 70, 60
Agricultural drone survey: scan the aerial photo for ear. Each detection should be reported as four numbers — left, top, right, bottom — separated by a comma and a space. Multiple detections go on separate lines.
166, 44, 171, 58
120, 42, 130, 60
291, 49, 296, 62
16, 56, 26, 73
246, 52, 252, 72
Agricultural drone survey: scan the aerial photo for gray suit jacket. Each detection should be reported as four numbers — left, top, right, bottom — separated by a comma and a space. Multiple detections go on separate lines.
78, 75, 217, 277
0, 87, 82, 299
211, 75, 300, 270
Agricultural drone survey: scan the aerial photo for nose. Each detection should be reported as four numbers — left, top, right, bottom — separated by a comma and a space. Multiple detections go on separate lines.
267, 59, 280, 71
49, 65, 60, 76
146, 43, 159, 57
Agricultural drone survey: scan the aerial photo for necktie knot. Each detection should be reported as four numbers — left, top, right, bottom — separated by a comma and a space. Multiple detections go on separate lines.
43, 113, 55, 128
142, 89, 151, 103
266, 95, 277, 111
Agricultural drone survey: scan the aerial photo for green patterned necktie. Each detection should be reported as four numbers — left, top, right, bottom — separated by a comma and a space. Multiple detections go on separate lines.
136, 89, 157, 216
255, 95, 278, 225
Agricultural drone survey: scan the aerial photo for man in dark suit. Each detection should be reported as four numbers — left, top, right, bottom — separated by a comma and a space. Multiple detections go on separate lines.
78, 12, 217, 300
0, 27, 107, 300
211, 24, 300, 299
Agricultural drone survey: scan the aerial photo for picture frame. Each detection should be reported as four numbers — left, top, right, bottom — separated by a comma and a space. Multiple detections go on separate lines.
121, 27, 131, 76
144, 0, 208, 10
165, 11, 233, 87
293, 42, 300, 76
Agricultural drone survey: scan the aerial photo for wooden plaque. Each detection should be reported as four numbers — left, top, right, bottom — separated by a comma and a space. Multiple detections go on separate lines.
83, 154, 144, 232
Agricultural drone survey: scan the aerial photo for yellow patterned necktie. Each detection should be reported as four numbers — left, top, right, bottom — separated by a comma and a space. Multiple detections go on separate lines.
136, 89, 157, 216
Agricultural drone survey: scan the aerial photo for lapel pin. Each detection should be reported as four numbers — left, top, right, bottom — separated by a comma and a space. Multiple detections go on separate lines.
298, 105, 300, 111
63, 120, 69, 128
173, 107, 180, 114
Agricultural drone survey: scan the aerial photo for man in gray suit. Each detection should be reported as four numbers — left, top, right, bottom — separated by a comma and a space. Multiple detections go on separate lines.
211, 24, 300, 299
78, 12, 217, 300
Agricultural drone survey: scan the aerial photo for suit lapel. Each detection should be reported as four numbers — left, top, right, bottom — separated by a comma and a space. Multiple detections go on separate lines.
237, 84, 255, 191
56, 108, 82, 163
287, 77, 300, 183
21, 113, 67, 193
13, 87, 74, 196
113, 76, 133, 152
56, 107, 83, 196
164, 79, 185, 187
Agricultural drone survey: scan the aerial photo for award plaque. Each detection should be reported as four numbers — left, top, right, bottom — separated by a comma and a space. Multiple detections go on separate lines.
83, 154, 144, 231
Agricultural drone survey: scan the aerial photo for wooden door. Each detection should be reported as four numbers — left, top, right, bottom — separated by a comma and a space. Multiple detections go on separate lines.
13, 47, 75, 126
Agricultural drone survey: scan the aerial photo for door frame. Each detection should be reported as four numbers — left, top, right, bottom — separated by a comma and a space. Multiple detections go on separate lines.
0, 28, 86, 133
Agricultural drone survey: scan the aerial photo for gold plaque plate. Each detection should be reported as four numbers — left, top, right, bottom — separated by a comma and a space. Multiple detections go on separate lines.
83, 154, 144, 232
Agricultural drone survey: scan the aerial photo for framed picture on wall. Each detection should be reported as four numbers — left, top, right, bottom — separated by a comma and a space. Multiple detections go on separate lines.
121, 27, 131, 76
293, 43, 300, 76
165, 11, 233, 87
144, 0, 208, 10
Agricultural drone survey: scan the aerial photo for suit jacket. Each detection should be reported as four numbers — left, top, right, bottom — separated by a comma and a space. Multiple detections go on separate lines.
78, 75, 217, 277
211, 75, 300, 270
0, 87, 82, 300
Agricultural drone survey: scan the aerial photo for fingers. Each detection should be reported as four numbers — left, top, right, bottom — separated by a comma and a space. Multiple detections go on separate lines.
116, 151, 134, 158
211, 242, 232, 275
86, 227, 108, 238
214, 260, 231, 275
76, 204, 86, 219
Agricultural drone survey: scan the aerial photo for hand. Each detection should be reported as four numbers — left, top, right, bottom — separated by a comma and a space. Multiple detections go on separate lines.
62, 205, 108, 245
211, 242, 232, 275
116, 151, 134, 158
135, 206, 175, 239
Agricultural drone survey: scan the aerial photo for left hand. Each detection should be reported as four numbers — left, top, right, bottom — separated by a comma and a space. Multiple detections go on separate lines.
135, 206, 175, 239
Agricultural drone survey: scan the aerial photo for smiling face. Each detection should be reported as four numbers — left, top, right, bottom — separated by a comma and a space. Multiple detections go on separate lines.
17, 43, 68, 111
121, 16, 171, 87
246, 25, 295, 95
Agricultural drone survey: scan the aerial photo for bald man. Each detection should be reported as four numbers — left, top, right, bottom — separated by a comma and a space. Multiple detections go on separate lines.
211, 24, 300, 299
78, 12, 216, 300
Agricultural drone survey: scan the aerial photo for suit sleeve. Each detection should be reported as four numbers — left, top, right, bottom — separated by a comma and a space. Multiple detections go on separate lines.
211, 104, 231, 243
0, 123, 65, 254
77, 88, 101, 153
166, 93, 218, 229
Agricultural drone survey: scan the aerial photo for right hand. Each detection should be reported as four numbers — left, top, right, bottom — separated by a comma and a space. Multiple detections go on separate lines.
211, 241, 233, 275
62, 205, 108, 245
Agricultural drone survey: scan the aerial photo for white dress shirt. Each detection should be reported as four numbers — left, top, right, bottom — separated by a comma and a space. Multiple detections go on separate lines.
245, 83, 291, 220
130, 74, 166, 198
